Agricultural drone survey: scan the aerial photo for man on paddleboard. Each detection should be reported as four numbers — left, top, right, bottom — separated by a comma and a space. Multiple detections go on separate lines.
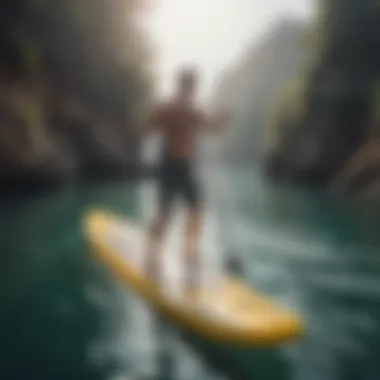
143, 67, 230, 291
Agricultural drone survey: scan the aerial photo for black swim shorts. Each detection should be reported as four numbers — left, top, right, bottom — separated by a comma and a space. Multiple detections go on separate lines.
157, 159, 202, 214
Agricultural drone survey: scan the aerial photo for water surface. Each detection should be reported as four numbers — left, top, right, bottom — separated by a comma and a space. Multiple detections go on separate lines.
1, 168, 380, 380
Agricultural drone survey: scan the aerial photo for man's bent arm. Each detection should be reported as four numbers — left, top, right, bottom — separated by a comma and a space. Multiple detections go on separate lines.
199, 108, 231, 133
142, 107, 164, 137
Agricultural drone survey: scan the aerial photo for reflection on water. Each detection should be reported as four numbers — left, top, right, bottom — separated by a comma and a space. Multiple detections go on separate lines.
1, 167, 380, 379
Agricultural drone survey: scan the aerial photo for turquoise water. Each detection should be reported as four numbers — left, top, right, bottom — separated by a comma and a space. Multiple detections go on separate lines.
1, 169, 380, 380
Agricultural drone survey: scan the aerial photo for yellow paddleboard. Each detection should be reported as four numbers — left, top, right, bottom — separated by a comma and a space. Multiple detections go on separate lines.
84, 210, 304, 347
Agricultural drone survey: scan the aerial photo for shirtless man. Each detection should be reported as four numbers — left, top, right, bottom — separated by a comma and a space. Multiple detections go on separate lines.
144, 67, 229, 290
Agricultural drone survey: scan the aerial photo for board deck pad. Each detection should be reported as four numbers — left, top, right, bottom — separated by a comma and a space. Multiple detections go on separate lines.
85, 210, 304, 346
105, 217, 233, 320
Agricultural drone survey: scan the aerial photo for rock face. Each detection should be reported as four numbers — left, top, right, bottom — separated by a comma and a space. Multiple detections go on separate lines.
212, 17, 307, 164
0, 0, 153, 190
330, 139, 380, 200
265, 0, 380, 196
0, 94, 145, 192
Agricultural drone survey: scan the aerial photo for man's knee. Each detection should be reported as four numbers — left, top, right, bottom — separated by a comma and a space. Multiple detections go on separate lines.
149, 214, 169, 238
186, 209, 203, 232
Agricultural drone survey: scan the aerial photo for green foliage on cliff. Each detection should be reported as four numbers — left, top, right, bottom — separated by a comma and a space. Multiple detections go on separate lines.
267, 76, 308, 150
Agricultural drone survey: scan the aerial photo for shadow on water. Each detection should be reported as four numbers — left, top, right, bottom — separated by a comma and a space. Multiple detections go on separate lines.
1, 170, 380, 379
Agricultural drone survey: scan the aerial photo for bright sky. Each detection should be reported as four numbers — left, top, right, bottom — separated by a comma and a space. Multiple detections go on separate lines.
146, 0, 316, 103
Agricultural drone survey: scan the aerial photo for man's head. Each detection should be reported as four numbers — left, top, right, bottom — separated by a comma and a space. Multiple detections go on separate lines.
176, 67, 198, 100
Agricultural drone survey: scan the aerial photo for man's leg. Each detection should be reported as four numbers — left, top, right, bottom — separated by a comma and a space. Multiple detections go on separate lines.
145, 212, 169, 282
145, 163, 174, 283
184, 208, 203, 287
182, 166, 203, 290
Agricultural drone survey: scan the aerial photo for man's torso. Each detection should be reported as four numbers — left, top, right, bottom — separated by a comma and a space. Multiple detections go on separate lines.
157, 100, 202, 161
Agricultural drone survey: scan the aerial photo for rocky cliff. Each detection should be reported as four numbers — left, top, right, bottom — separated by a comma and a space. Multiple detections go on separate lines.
266, 0, 380, 199
0, 0, 153, 190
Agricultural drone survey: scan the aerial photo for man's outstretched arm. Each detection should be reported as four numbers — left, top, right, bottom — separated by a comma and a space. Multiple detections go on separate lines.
142, 106, 165, 137
198, 108, 231, 133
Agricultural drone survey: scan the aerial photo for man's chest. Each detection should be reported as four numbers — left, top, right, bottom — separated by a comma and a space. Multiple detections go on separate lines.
163, 105, 199, 130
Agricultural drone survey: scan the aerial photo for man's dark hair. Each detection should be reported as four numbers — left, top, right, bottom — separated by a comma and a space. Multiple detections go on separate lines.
178, 67, 198, 84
